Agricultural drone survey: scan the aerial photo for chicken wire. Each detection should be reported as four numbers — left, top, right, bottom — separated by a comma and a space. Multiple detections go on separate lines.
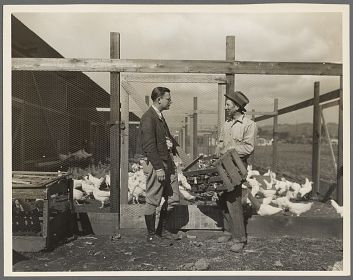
12, 70, 342, 213
123, 76, 220, 207
121, 73, 341, 208
12, 70, 110, 172
236, 74, 340, 186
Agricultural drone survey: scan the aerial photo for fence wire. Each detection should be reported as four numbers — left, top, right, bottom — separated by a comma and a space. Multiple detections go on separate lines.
12, 71, 341, 210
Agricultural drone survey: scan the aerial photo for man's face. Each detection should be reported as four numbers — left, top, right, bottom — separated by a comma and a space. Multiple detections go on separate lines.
159, 92, 172, 111
225, 99, 239, 117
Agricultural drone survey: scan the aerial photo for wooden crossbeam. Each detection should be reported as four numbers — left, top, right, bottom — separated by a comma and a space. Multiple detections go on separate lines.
255, 89, 340, 122
245, 111, 277, 116
12, 58, 342, 76
122, 73, 227, 83
321, 99, 340, 110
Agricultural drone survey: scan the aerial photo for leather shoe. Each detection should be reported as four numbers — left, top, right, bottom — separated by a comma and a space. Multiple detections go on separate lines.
217, 234, 232, 243
230, 242, 245, 253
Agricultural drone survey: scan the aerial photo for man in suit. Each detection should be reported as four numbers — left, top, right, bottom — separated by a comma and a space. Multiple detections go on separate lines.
140, 87, 180, 243
215, 91, 257, 253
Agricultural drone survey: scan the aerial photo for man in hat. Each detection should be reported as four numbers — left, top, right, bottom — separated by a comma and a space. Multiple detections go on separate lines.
140, 87, 180, 244
215, 90, 257, 253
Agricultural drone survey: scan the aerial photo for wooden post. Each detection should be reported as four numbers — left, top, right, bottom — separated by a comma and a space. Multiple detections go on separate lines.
193, 97, 198, 158
110, 32, 121, 222
250, 109, 256, 164
184, 116, 188, 154
312, 82, 321, 198
20, 102, 25, 170
337, 76, 343, 205
217, 83, 226, 138
121, 74, 129, 205
207, 134, 210, 156
182, 125, 186, 152
226, 36, 235, 96
178, 129, 182, 147
320, 107, 337, 175
189, 114, 194, 159
145, 95, 150, 106
179, 127, 184, 150
272, 99, 278, 172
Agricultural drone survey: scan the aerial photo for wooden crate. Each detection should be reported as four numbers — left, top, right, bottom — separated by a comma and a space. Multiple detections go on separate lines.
214, 149, 247, 191
12, 172, 74, 252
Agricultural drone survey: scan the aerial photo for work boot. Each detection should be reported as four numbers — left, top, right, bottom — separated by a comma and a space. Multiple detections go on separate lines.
144, 214, 158, 242
156, 209, 177, 241
229, 240, 246, 253
217, 232, 232, 243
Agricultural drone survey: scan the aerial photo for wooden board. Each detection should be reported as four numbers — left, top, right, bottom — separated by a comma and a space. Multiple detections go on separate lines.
12, 58, 342, 76
118, 205, 342, 239
120, 204, 222, 230
255, 89, 340, 122
73, 212, 119, 235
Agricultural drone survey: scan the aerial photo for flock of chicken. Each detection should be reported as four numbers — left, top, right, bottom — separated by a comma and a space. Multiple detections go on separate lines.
73, 173, 110, 208
243, 165, 343, 217
127, 161, 196, 204
71, 161, 343, 218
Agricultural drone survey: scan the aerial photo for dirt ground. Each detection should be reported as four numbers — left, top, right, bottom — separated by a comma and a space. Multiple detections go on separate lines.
13, 229, 342, 272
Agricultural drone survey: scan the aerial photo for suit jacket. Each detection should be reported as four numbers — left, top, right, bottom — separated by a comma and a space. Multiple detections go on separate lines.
140, 106, 179, 170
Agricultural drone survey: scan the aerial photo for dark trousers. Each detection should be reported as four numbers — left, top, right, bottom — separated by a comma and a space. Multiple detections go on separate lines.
219, 186, 247, 243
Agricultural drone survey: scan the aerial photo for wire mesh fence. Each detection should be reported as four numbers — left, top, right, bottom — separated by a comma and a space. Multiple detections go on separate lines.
11, 70, 341, 211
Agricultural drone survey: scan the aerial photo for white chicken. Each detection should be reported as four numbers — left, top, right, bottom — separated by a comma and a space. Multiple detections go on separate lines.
298, 178, 313, 198
263, 169, 271, 176
82, 178, 95, 196
73, 179, 83, 189
88, 173, 104, 188
274, 195, 291, 209
93, 185, 110, 209
177, 171, 195, 201
259, 197, 273, 205
178, 173, 191, 190
73, 188, 86, 205
179, 186, 196, 201
247, 164, 260, 178
257, 204, 282, 216
250, 183, 260, 198
246, 177, 261, 189
259, 187, 276, 198
274, 179, 288, 194
128, 172, 146, 204
287, 201, 313, 216
330, 200, 343, 217
105, 174, 110, 187
263, 178, 273, 190
270, 171, 277, 181
290, 182, 301, 193
131, 163, 140, 173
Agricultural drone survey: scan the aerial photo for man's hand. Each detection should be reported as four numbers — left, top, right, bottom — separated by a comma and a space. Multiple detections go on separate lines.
156, 169, 166, 182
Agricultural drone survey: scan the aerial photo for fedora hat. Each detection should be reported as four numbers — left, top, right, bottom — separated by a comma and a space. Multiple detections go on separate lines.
224, 91, 249, 109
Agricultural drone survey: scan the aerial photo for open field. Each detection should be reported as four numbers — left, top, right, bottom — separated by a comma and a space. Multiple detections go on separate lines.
253, 143, 338, 183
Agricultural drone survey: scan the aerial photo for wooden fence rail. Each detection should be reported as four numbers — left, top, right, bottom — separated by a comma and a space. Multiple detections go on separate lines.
12, 58, 342, 76
255, 89, 340, 122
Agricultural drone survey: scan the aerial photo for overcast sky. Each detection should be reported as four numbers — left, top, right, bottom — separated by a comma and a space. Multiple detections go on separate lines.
13, 5, 344, 131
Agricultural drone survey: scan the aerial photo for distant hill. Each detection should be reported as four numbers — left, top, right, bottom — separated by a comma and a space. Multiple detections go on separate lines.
258, 123, 338, 140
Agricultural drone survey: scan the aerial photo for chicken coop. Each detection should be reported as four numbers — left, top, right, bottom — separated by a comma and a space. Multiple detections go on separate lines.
10, 14, 344, 241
